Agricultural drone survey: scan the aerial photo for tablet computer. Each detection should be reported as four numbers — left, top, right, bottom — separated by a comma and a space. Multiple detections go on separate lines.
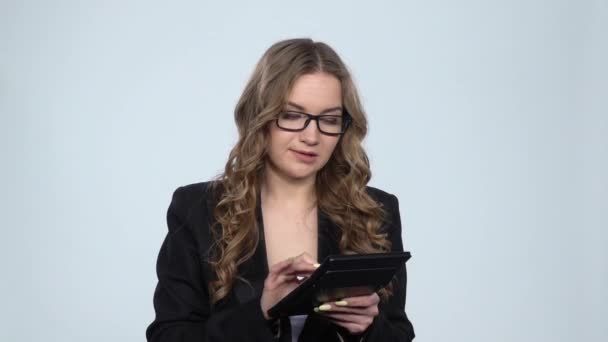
268, 251, 411, 318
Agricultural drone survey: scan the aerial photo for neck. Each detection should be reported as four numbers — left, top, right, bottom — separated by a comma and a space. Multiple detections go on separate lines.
261, 164, 317, 208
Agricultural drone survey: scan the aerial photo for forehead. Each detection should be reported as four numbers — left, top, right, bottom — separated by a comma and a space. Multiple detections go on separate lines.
286, 72, 342, 112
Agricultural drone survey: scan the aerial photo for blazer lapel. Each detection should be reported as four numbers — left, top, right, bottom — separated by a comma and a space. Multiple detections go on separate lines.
317, 209, 341, 262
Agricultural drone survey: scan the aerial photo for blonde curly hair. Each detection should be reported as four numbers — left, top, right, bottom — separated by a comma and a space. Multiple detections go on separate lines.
209, 38, 392, 305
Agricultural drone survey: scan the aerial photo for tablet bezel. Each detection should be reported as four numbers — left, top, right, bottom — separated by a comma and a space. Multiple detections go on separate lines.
268, 251, 411, 318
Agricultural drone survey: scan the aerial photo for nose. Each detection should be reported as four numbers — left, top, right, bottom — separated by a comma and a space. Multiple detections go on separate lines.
299, 118, 320, 145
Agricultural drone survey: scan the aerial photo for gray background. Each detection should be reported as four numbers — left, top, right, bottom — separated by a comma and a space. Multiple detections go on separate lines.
1, 0, 606, 341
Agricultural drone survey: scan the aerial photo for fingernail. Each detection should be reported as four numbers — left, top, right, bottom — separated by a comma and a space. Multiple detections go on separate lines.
313, 307, 319, 312
313, 263, 320, 268
335, 300, 348, 306
318, 304, 332, 311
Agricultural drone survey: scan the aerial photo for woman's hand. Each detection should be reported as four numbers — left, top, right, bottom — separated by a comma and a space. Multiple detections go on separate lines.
313, 293, 380, 335
260, 252, 319, 320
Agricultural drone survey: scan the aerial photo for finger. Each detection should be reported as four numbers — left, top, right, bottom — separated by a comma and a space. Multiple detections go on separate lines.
268, 257, 296, 274
332, 292, 380, 308
265, 274, 297, 289
293, 252, 317, 265
274, 274, 297, 285
315, 303, 379, 316
267, 256, 304, 283
279, 257, 319, 277
291, 253, 319, 271
268, 254, 319, 285
284, 263, 318, 277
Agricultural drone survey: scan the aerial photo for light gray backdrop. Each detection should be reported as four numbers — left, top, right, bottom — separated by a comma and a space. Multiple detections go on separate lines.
1, 0, 606, 341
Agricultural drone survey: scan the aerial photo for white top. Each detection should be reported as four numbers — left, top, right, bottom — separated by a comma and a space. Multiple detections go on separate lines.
289, 314, 308, 342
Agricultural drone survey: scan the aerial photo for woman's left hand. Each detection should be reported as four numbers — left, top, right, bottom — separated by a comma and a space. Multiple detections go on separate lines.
314, 293, 380, 335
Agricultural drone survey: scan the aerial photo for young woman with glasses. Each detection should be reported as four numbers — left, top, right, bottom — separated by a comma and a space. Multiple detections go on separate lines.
146, 38, 415, 342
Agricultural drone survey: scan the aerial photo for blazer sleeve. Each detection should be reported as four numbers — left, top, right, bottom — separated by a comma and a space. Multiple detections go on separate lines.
355, 193, 416, 342
145, 186, 276, 342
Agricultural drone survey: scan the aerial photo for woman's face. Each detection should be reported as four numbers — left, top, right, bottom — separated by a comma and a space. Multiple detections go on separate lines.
265, 72, 343, 183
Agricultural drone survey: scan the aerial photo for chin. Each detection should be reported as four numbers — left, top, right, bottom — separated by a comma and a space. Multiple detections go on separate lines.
267, 157, 325, 181
281, 164, 321, 180
286, 170, 317, 181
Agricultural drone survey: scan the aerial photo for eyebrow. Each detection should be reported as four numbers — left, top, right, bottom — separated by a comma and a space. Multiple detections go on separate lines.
286, 101, 343, 114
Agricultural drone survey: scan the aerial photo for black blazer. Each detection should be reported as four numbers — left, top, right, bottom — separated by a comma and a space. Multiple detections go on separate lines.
146, 182, 415, 341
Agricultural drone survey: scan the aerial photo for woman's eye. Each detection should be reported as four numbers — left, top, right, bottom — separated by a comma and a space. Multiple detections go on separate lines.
281, 112, 302, 120
320, 117, 341, 125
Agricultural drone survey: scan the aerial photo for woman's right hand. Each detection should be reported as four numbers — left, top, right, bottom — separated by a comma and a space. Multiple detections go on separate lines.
260, 252, 319, 320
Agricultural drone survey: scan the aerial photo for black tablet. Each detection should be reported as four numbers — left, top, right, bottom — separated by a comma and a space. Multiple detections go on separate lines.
268, 251, 411, 318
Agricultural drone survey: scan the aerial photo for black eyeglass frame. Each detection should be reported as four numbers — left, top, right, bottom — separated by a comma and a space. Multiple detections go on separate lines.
275, 110, 352, 136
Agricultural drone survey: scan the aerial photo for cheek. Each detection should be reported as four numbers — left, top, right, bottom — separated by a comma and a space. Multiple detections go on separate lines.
321, 138, 340, 159
267, 129, 293, 158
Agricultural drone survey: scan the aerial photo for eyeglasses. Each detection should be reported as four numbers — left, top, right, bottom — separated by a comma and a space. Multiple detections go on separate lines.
275, 111, 351, 136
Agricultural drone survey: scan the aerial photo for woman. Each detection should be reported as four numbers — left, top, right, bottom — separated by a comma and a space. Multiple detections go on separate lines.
146, 38, 415, 341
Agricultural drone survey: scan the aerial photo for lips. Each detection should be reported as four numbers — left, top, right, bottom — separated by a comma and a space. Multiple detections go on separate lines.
290, 149, 318, 163
291, 149, 318, 156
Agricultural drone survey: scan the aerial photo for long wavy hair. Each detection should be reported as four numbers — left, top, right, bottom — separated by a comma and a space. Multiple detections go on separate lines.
209, 38, 393, 305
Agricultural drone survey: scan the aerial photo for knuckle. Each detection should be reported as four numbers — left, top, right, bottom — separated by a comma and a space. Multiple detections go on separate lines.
299, 252, 314, 262
302, 251, 313, 258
